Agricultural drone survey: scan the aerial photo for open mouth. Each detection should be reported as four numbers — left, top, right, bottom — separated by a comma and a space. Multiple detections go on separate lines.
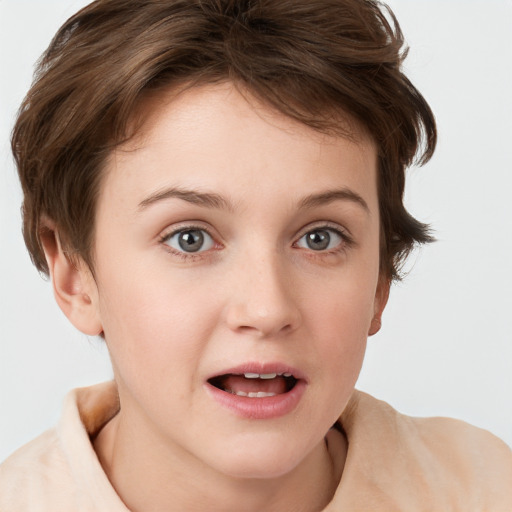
208, 372, 298, 398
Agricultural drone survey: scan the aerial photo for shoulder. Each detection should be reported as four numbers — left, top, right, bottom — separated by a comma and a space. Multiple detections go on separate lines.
0, 382, 127, 512
411, 413, 512, 510
0, 428, 77, 511
413, 411, 512, 486
336, 391, 512, 510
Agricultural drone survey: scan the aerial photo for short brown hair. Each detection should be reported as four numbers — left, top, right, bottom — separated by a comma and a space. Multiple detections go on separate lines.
12, 0, 436, 280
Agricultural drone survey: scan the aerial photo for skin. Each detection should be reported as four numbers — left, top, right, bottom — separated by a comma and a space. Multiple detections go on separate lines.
44, 83, 388, 512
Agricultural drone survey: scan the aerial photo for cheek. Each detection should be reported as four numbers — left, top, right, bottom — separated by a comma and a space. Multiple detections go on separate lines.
95, 264, 218, 384
314, 300, 368, 386
303, 271, 376, 385
305, 268, 377, 340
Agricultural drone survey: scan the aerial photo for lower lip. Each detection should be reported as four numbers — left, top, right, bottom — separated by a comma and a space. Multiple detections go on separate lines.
205, 380, 307, 420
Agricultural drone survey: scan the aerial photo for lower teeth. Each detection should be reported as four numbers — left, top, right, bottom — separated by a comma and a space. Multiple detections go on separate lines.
233, 391, 276, 398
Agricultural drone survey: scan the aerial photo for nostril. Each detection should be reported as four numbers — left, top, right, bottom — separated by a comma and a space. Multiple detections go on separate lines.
234, 322, 294, 336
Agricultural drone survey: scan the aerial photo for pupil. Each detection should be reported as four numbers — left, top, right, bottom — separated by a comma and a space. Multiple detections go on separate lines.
178, 230, 204, 252
307, 230, 330, 250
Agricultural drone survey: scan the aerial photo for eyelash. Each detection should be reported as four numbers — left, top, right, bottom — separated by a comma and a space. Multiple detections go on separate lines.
159, 224, 219, 261
294, 223, 354, 256
158, 223, 353, 261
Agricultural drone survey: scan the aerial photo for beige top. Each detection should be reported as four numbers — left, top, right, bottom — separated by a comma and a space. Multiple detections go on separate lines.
1, 381, 511, 511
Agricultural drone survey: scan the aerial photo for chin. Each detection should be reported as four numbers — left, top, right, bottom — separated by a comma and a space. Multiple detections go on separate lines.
206, 434, 311, 480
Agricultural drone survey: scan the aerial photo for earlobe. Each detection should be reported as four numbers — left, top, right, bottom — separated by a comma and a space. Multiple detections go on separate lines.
368, 276, 390, 336
368, 316, 382, 336
41, 225, 103, 336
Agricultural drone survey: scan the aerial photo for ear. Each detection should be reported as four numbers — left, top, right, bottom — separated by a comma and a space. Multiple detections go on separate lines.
41, 225, 103, 336
368, 276, 390, 336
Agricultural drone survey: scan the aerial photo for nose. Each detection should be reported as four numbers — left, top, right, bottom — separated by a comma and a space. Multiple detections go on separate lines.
224, 252, 302, 338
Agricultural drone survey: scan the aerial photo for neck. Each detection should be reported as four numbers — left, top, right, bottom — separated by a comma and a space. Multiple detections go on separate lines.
94, 411, 346, 512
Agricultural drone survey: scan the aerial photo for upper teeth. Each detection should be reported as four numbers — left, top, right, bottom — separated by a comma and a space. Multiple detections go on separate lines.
243, 372, 293, 379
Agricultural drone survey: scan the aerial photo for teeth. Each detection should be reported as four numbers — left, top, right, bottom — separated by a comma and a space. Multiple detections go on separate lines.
243, 372, 291, 379
231, 390, 276, 398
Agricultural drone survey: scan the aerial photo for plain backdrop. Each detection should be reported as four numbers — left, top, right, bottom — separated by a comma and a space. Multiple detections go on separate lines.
1, 0, 511, 461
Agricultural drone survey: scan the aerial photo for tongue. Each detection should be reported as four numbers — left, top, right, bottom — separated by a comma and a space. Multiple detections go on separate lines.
222, 375, 288, 395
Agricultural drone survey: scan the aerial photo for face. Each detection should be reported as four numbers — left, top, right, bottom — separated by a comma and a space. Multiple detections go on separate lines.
83, 83, 385, 479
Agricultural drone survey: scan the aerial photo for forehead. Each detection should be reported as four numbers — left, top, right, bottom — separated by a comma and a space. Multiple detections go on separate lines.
121, 81, 374, 155
100, 82, 378, 212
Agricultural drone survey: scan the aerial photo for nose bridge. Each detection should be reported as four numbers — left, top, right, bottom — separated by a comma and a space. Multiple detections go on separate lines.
225, 245, 301, 337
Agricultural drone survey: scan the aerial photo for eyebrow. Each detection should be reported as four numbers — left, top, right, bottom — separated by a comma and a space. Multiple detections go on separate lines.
137, 186, 369, 214
298, 188, 370, 213
138, 187, 233, 212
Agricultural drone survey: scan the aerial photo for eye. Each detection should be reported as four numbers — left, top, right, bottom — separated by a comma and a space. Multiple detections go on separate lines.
296, 228, 344, 251
164, 228, 215, 253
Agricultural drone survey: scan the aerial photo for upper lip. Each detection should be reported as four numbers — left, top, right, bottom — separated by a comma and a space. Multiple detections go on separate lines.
206, 362, 307, 382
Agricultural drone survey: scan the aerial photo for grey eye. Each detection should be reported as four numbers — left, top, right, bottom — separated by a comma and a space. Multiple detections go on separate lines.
165, 229, 214, 253
297, 229, 342, 251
